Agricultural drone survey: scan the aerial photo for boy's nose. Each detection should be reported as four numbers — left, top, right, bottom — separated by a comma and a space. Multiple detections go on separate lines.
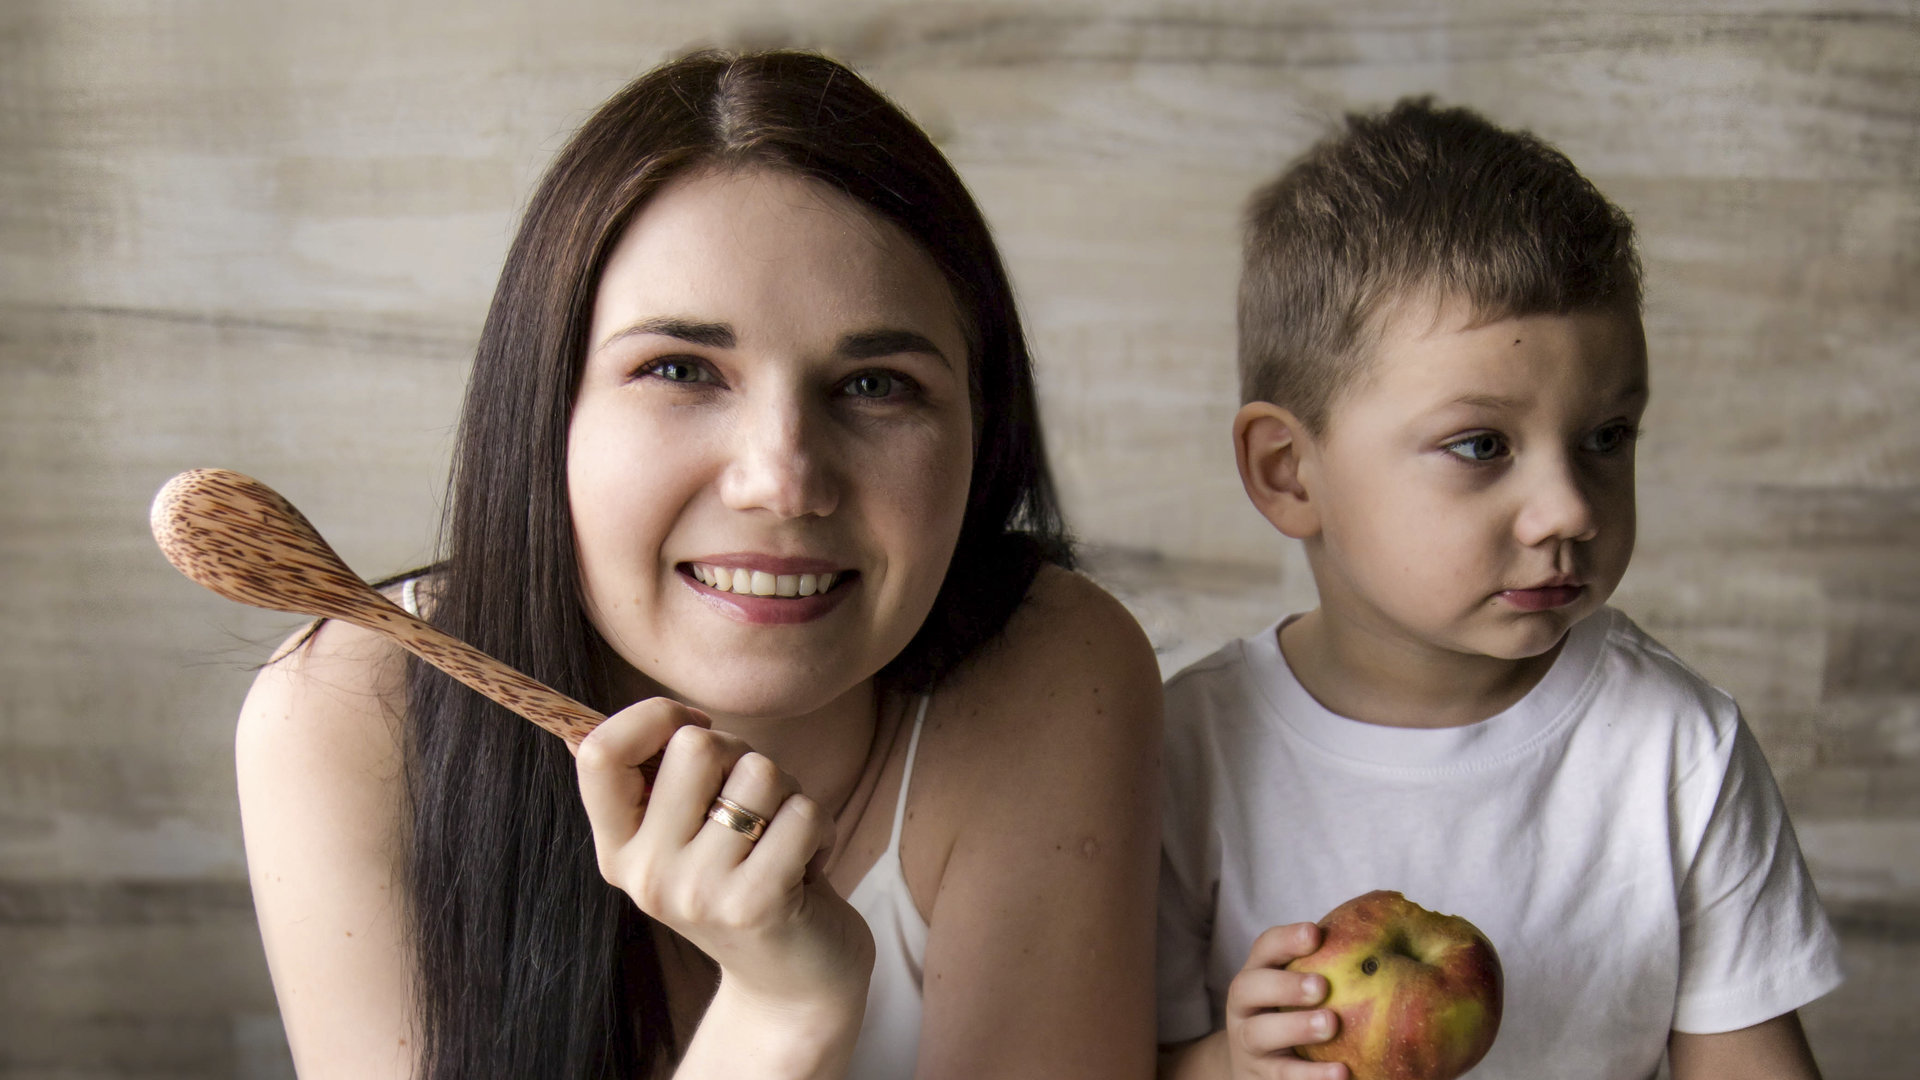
1513, 455, 1599, 548
716, 398, 840, 520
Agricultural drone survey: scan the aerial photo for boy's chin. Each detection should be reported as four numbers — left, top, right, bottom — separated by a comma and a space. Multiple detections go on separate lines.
1469, 607, 1592, 660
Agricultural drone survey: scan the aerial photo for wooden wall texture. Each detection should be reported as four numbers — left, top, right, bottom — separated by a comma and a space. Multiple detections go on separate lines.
3, 1, 1914, 1076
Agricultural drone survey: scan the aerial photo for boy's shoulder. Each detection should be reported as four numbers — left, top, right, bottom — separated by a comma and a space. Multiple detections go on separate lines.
1164, 629, 1264, 691
1162, 621, 1284, 725
1585, 608, 1745, 741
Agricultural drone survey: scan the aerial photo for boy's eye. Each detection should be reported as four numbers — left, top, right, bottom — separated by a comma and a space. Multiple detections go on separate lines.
1582, 422, 1641, 455
1442, 432, 1509, 463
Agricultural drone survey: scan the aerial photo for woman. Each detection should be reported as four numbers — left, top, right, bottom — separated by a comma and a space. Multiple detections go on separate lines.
235, 50, 1161, 1079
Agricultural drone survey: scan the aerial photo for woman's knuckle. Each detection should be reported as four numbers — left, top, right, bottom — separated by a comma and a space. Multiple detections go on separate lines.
735, 751, 781, 788
625, 865, 674, 911
667, 723, 715, 759
575, 734, 617, 773
786, 794, 824, 826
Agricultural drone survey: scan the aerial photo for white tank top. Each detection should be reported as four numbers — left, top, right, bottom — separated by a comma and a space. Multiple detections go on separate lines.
842, 695, 932, 1079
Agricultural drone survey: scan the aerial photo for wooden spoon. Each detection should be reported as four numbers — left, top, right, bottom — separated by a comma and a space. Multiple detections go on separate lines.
150, 467, 605, 748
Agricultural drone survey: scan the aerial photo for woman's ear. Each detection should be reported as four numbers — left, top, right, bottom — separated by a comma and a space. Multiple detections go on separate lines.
1233, 402, 1320, 539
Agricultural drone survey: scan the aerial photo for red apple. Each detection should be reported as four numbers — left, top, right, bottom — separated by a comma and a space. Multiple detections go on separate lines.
1285, 890, 1502, 1080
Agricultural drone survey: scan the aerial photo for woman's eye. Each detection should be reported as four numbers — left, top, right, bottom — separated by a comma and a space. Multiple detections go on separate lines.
1583, 423, 1641, 455
840, 370, 913, 400
633, 357, 713, 385
1442, 432, 1509, 463
650, 359, 703, 382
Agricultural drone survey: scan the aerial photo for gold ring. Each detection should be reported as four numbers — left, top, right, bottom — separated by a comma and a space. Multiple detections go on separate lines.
707, 795, 768, 843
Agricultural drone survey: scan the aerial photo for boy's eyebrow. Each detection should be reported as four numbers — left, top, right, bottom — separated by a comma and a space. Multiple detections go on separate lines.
595, 317, 736, 352
1449, 392, 1523, 411
1446, 381, 1650, 412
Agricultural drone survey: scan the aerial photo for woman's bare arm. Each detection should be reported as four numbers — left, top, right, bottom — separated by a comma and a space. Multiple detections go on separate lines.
912, 566, 1164, 1079
235, 620, 416, 1078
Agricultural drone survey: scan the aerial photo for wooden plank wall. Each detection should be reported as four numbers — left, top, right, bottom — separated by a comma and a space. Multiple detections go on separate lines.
2, 2, 1913, 1076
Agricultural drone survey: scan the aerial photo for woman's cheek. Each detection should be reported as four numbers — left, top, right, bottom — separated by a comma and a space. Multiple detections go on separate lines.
874, 430, 970, 611
567, 411, 684, 590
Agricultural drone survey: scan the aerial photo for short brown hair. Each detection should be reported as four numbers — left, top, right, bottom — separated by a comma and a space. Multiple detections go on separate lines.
1239, 97, 1641, 427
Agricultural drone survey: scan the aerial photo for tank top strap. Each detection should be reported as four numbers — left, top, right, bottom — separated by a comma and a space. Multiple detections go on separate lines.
883, 694, 931, 855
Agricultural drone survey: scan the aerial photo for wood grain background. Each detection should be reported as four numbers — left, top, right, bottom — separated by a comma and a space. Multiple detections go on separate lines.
3, 1, 1914, 1076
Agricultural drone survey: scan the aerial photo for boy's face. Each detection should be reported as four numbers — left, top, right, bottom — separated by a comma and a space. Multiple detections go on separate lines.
1300, 299, 1647, 662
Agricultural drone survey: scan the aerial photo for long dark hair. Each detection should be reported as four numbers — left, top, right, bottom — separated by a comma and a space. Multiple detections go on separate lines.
405, 50, 1068, 1078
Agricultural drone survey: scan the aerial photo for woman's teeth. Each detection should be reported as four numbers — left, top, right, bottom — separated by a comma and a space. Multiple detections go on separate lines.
689, 565, 838, 598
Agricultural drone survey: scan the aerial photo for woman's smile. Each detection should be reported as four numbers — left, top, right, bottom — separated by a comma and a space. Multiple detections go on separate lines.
679, 556, 860, 625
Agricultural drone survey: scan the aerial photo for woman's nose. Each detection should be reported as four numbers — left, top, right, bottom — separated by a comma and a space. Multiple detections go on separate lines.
717, 398, 840, 520
1513, 454, 1599, 548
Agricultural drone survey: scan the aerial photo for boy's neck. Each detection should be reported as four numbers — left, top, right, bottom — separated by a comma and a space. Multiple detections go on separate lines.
1277, 609, 1566, 729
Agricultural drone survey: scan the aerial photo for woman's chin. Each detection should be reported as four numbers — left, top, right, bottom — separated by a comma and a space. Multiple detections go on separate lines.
632, 662, 875, 724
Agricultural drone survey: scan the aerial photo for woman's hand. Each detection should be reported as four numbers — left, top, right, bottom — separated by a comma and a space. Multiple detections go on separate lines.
575, 698, 876, 1075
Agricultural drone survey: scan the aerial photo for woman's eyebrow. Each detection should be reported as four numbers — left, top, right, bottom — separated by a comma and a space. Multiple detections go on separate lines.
837, 328, 952, 369
597, 317, 735, 352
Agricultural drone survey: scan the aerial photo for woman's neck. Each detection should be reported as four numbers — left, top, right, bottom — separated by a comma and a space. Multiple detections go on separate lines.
711, 680, 883, 823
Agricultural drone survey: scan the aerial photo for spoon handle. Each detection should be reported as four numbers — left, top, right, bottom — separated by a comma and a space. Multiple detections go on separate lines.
151, 468, 604, 748
351, 597, 606, 748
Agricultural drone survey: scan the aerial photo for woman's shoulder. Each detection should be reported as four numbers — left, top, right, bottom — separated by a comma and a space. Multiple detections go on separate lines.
928, 564, 1161, 772
236, 614, 409, 798
1003, 562, 1157, 681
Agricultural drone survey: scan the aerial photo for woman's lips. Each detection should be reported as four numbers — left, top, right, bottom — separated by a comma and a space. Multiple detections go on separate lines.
678, 564, 858, 626
688, 562, 839, 598
1497, 584, 1586, 612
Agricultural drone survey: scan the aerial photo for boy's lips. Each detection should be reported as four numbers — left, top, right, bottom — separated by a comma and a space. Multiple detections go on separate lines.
1496, 582, 1586, 612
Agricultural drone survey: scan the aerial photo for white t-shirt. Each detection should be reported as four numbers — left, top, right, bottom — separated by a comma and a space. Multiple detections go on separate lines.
1157, 608, 1843, 1078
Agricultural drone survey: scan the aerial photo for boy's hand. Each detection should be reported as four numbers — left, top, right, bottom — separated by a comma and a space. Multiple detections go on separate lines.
1225, 922, 1348, 1079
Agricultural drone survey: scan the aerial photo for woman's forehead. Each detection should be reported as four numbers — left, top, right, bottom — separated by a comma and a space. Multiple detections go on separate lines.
591, 167, 966, 357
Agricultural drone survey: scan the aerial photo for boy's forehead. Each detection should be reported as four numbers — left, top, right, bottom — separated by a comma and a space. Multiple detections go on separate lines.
1343, 295, 1647, 413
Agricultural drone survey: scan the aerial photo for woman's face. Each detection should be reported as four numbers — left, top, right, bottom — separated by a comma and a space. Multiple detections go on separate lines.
569, 167, 974, 719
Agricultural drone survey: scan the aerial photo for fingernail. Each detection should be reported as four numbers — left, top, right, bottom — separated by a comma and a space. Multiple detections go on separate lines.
1304, 974, 1326, 1000
1313, 1010, 1333, 1037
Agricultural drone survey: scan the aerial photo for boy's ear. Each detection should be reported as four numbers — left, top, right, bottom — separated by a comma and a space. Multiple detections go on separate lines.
1233, 402, 1320, 539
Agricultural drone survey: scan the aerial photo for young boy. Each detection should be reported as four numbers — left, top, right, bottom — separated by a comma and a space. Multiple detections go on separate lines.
1155, 100, 1843, 1080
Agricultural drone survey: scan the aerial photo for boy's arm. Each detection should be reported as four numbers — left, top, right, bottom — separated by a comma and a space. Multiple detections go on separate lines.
1668, 1010, 1821, 1080
1670, 718, 1842, 1046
